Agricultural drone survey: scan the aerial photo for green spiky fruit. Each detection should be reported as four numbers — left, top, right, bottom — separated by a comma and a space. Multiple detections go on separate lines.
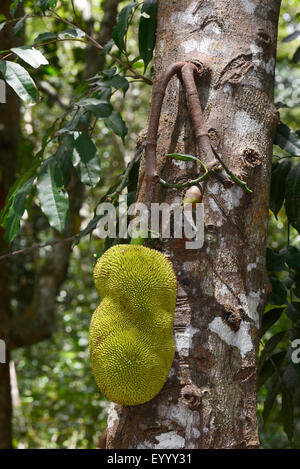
89, 244, 177, 406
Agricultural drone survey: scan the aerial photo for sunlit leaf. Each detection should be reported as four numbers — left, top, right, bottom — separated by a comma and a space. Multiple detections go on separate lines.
11, 46, 49, 69
0, 60, 39, 104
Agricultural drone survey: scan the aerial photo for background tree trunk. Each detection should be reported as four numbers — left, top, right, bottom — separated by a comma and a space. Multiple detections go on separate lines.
0, 0, 24, 449
106, 0, 281, 449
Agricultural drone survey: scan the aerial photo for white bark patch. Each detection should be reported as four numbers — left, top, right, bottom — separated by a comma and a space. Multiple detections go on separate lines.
238, 290, 264, 328
107, 402, 118, 429
234, 110, 263, 137
250, 44, 276, 75
173, 159, 186, 170
247, 263, 257, 272
214, 279, 234, 305
240, 0, 257, 14
205, 23, 222, 35
202, 276, 215, 296
208, 318, 253, 358
217, 184, 243, 211
157, 400, 201, 447
154, 431, 185, 449
170, 2, 203, 29
183, 261, 192, 271
210, 182, 220, 195
182, 37, 216, 55
223, 83, 233, 95
208, 197, 222, 215
175, 325, 198, 357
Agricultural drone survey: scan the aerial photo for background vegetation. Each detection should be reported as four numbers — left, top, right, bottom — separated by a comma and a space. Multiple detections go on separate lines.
0, 0, 299, 448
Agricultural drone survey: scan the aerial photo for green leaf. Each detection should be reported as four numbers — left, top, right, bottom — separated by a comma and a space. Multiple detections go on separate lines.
261, 307, 284, 336
40, 0, 58, 14
166, 153, 200, 162
104, 110, 128, 140
282, 31, 300, 43
259, 331, 286, 373
269, 159, 292, 218
73, 132, 101, 187
58, 28, 85, 40
266, 248, 287, 272
286, 303, 300, 323
11, 46, 49, 69
102, 38, 114, 54
281, 386, 294, 443
76, 98, 113, 118
107, 75, 129, 94
55, 135, 75, 186
112, 3, 137, 51
138, 0, 157, 71
13, 14, 27, 36
0, 163, 39, 226
0, 60, 39, 104
3, 177, 34, 244
10, 0, 20, 17
34, 32, 57, 44
258, 351, 286, 388
262, 375, 281, 423
101, 67, 118, 78
293, 46, 300, 63
285, 163, 300, 234
280, 246, 300, 271
268, 276, 287, 305
274, 122, 300, 156
37, 158, 69, 232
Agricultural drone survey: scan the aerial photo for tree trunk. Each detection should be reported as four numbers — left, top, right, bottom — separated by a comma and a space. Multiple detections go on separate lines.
106, 0, 281, 449
0, 0, 24, 448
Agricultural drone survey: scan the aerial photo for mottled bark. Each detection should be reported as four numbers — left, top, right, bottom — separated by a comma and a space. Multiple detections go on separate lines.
107, 0, 281, 449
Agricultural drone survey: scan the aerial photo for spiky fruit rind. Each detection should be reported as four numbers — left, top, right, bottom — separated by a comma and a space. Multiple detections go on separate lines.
89, 244, 177, 406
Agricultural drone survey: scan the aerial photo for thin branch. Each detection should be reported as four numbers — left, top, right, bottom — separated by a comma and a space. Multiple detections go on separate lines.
71, 0, 80, 28
159, 169, 213, 189
107, 141, 147, 199
0, 235, 78, 262
49, 9, 152, 85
